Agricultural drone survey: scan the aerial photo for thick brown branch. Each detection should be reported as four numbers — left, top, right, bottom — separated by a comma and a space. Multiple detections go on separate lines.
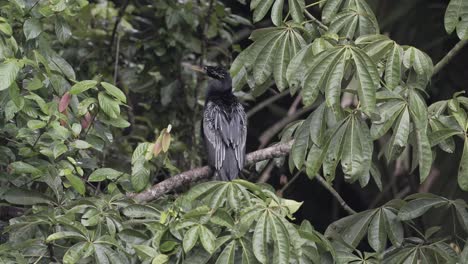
128, 141, 293, 202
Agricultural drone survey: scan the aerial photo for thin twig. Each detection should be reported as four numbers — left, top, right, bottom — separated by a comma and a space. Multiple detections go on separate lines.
278, 170, 302, 196
433, 39, 468, 76
304, 10, 328, 31
113, 35, 121, 84
258, 104, 316, 148
127, 141, 294, 202
109, 0, 130, 49
315, 174, 357, 215
247, 90, 290, 118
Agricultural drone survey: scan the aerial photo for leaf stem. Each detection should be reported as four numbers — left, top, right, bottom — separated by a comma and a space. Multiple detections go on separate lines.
305, 0, 326, 9
315, 174, 357, 214
433, 39, 468, 76
278, 170, 302, 195
247, 90, 290, 118
304, 10, 328, 31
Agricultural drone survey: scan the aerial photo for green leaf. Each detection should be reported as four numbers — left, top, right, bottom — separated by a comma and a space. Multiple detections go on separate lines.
46, 231, 86, 242
371, 101, 405, 139
0, 61, 21, 91
356, 34, 394, 62
273, 32, 291, 91
64, 174, 85, 195
49, 54, 76, 80
444, 0, 468, 39
153, 254, 169, 264
63, 242, 93, 264
458, 137, 468, 191
199, 226, 216, 254
301, 47, 344, 106
403, 47, 434, 78
386, 107, 410, 161
55, 16, 71, 43
253, 0, 275, 23
89, 168, 124, 182
131, 158, 150, 192
98, 92, 120, 119
350, 47, 378, 116
323, 120, 348, 181
71, 140, 92, 149
23, 18, 42, 40
286, 44, 313, 93
9, 161, 41, 174
270, 215, 290, 263
253, 212, 268, 263
324, 49, 347, 114
408, 90, 432, 182
385, 44, 402, 90
289, 0, 305, 23
328, 10, 378, 39
398, 196, 448, 220
342, 116, 373, 183
0, 18, 12, 36
183, 226, 199, 253
70, 80, 98, 94
253, 33, 283, 85
3, 188, 54, 205
133, 245, 157, 259
215, 240, 236, 264
101, 82, 127, 103
383, 208, 403, 246
122, 204, 160, 218
271, 0, 284, 26
291, 114, 312, 169
321, 0, 343, 24
367, 210, 386, 252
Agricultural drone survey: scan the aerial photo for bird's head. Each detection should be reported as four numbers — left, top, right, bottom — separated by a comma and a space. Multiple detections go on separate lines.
183, 63, 232, 94
203, 66, 228, 80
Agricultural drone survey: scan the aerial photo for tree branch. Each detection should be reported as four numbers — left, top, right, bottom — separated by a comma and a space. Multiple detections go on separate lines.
128, 141, 294, 202
433, 39, 468, 76
314, 175, 357, 215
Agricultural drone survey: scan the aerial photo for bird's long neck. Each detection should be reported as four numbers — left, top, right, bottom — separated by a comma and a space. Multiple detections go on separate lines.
206, 77, 233, 98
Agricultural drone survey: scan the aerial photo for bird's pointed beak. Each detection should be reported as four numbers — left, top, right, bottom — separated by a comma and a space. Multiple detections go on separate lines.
182, 62, 205, 73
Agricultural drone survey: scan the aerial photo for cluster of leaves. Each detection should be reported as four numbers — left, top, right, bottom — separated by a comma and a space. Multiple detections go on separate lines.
328, 193, 468, 263
231, 0, 468, 191
0, 0, 135, 198
1, 180, 335, 263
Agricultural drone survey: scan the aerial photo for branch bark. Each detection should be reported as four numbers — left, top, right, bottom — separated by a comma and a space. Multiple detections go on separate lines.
128, 141, 293, 202
433, 39, 468, 76
315, 175, 357, 215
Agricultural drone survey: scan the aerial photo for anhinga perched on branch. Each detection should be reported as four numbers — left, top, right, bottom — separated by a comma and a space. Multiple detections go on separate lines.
186, 64, 247, 181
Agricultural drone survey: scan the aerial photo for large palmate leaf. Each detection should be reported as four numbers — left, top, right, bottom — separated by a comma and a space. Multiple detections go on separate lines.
444, 0, 468, 39
231, 25, 306, 94
251, 0, 305, 25
294, 104, 376, 186
325, 201, 405, 252
355, 35, 402, 90
403, 46, 434, 88
320, 0, 378, 28
328, 9, 379, 39
287, 44, 378, 116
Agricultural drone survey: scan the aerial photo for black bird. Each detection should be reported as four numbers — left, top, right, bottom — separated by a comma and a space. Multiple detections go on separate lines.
187, 64, 247, 181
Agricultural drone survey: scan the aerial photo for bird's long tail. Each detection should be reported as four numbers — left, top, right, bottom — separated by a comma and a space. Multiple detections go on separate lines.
217, 148, 239, 181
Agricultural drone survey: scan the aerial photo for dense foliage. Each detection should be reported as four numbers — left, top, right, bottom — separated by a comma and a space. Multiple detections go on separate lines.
0, 0, 467, 263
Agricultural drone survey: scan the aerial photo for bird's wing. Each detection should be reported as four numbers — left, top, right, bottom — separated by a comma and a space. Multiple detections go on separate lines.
203, 102, 247, 171
203, 102, 227, 170
229, 103, 247, 169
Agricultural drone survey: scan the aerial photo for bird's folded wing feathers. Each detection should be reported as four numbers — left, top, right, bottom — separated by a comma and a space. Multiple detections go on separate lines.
203, 102, 246, 170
